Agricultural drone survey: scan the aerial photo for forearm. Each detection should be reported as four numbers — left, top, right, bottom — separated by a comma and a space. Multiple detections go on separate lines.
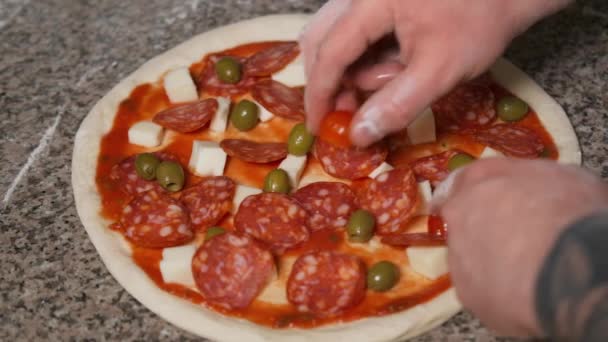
536, 211, 608, 341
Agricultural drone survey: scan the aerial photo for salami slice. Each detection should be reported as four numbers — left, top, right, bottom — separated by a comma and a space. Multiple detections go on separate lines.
109, 152, 178, 195
192, 232, 275, 309
234, 193, 310, 252
244, 42, 300, 77
119, 189, 193, 248
196, 55, 257, 97
472, 123, 544, 158
410, 150, 459, 187
153, 98, 218, 133
359, 167, 419, 234
315, 138, 388, 180
251, 79, 305, 121
180, 176, 236, 230
220, 139, 288, 163
293, 182, 357, 231
287, 251, 366, 317
432, 77, 496, 133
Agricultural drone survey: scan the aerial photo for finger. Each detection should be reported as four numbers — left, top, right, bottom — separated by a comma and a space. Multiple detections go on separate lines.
305, 0, 394, 133
353, 61, 404, 91
334, 89, 360, 112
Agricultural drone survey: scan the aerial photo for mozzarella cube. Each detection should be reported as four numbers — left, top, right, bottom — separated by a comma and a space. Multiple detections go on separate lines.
164, 67, 199, 104
189, 141, 227, 177
407, 246, 448, 280
417, 180, 433, 215
209, 97, 231, 132
232, 184, 262, 212
368, 162, 394, 179
278, 154, 307, 189
128, 121, 164, 147
407, 108, 436, 145
252, 100, 275, 122
271, 55, 306, 87
160, 244, 197, 288
479, 146, 504, 159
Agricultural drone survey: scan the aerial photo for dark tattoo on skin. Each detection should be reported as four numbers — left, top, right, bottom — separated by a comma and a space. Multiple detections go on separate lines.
536, 212, 608, 341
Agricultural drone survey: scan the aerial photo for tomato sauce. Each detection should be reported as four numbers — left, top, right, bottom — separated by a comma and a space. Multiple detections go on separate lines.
96, 41, 558, 329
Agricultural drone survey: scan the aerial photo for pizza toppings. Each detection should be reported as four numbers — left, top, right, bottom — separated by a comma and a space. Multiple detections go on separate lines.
109, 152, 178, 195
319, 110, 352, 148
119, 189, 193, 248
406, 246, 449, 280
234, 193, 310, 252
215, 56, 242, 84
287, 251, 366, 317
244, 41, 300, 77
230, 99, 260, 131
472, 123, 544, 158
359, 168, 418, 234
163, 67, 199, 104
293, 182, 358, 231
189, 141, 228, 177
220, 139, 288, 163
153, 98, 218, 133
180, 176, 236, 230
156, 161, 186, 192
263, 168, 292, 194
346, 209, 376, 243
380, 233, 446, 247
315, 139, 388, 180
367, 261, 400, 292
192, 232, 275, 309
197, 55, 256, 97
287, 123, 315, 156
128, 121, 164, 148
447, 153, 475, 171
496, 96, 529, 122
410, 150, 459, 186
134, 153, 161, 180
204, 226, 226, 241
251, 79, 305, 121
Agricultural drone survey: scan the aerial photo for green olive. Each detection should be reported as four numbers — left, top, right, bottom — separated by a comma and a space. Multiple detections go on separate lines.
497, 96, 529, 122
539, 148, 551, 158
367, 261, 400, 292
287, 123, 315, 156
205, 226, 226, 241
135, 153, 160, 180
263, 169, 291, 194
155, 161, 185, 192
347, 210, 376, 243
230, 100, 259, 131
448, 153, 475, 171
215, 57, 242, 84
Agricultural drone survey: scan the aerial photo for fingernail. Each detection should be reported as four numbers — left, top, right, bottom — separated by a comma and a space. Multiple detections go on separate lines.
351, 120, 382, 146
430, 169, 463, 211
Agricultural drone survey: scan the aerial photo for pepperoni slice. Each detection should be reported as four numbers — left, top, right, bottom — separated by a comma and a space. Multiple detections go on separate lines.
251, 79, 305, 121
180, 176, 236, 231
244, 42, 300, 77
315, 138, 388, 180
119, 189, 193, 248
153, 98, 218, 133
234, 193, 310, 252
220, 139, 288, 163
196, 55, 257, 97
410, 150, 459, 187
293, 182, 357, 231
359, 168, 419, 234
287, 251, 366, 317
432, 77, 496, 133
472, 123, 544, 158
109, 152, 178, 195
192, 232, 275, 309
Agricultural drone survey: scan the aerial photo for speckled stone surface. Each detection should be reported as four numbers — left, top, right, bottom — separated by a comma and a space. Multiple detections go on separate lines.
1, 0, 606, 341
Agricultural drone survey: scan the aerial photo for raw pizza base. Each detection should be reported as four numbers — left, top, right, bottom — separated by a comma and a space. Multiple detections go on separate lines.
72, 14, 581, 342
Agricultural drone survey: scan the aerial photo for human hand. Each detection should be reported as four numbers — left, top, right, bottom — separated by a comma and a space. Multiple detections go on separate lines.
300, 0, 571, 146
432, 158, 608, 336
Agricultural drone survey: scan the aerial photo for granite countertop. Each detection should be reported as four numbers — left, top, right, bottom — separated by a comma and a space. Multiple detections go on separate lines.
1, 0, 607, 340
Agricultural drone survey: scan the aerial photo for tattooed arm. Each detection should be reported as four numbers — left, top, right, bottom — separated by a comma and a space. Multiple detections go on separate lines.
536, 212, 608, 341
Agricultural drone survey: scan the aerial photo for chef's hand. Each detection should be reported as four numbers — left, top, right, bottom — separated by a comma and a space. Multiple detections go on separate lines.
300, 0, 571, 147
432, 158, 608, 336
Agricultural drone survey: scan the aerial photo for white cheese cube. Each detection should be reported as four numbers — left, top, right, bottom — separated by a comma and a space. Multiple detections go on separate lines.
278, 154, 308, 189
164, 67, 199, 104
479, 146, 504, 159
232, 184, 262, 212
407, 108, 436, 145
271, 55, 306, 87
160, 244, 197, 288
128, 121, 164, 147
368, 162, 394, 179
417, 180, 433, 215
209, 97, 231, 132
189, 141, 227, 177
407, 246, 448, 280
252, 100, 275, 122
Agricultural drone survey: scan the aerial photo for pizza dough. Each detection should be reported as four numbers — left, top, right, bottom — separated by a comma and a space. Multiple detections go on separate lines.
72, 14, 580, 342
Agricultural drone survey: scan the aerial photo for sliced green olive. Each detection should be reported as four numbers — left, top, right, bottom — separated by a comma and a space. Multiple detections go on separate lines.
539, 148, 551, 158
263, 169, 291, 194
347, 209, 376, 243
497, 96, 529, 122
205, 226, 226, 241
215, 57, 242, 84
448, 153, 475, 171
287, 123, 315, 156
135, 153, 160, 180
155, 161, 185, 192
230, 100, 259, 131
367, 261, 400, 292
